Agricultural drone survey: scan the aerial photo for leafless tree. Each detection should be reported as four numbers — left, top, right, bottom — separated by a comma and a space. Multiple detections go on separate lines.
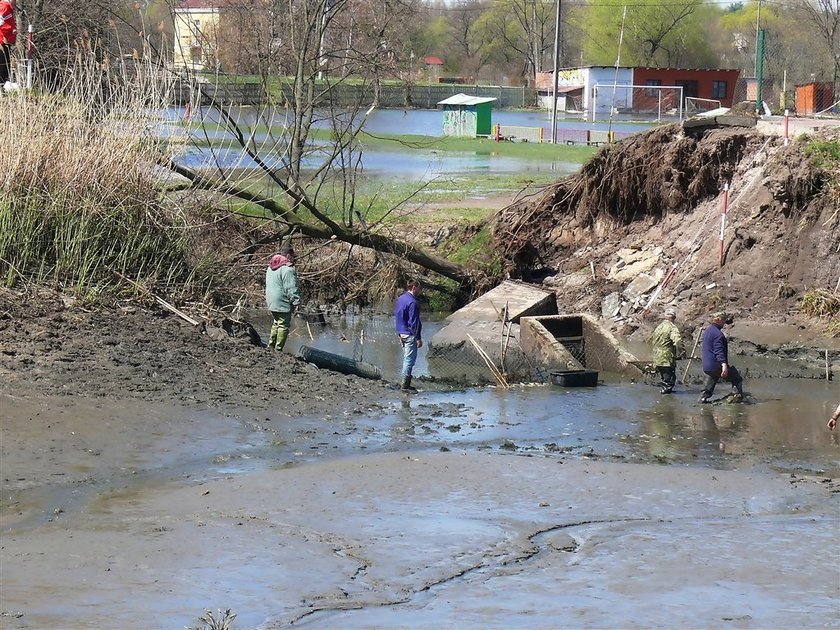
799, 0, 840, 101
162, 0, 472, 285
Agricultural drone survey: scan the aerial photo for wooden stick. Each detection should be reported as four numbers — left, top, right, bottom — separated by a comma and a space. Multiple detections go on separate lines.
113, 271, 200, 326
306, 321, 314, 340
488, 300, 503, 321
682, 328, 702, 385
501, 302, 513, 371
827, 349, 831, 380
468, 334, 508, 388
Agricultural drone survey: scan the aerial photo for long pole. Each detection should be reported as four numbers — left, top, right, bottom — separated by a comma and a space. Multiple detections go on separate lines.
682, 329, 702, 385
755, 29, 765, 114
550, 0, 562, 143
753, 0, 763, 78
607, 5, 627, 141
719, 182, 729, 268
754, 0, 763, 113
26, 24, 33, 89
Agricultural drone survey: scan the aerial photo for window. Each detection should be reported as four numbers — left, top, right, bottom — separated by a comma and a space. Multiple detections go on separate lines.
191, 19, 202, 47
712, 81, 727, 99
645, 79, 661, 97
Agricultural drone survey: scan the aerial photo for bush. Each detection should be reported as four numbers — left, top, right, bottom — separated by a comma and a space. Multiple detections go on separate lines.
799, 289, 840, 318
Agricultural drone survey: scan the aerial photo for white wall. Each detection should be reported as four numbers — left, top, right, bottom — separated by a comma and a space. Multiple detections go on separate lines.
587, 67, 634, 117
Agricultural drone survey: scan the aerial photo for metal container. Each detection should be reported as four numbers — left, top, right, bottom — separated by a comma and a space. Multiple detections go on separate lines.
549, 369, 599, 387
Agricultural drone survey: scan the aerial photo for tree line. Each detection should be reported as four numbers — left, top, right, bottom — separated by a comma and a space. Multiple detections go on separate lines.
9, 0, 839, 97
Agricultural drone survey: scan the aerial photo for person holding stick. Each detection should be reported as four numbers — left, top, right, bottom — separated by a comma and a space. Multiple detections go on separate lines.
0, 0, 15, 88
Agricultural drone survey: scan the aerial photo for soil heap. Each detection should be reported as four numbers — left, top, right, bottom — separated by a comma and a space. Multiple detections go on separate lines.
492, 123, 840, 353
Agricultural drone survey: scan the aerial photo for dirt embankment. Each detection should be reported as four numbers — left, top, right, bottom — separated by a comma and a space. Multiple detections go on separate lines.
492, 124, 840, 353
0, 288, 393, 419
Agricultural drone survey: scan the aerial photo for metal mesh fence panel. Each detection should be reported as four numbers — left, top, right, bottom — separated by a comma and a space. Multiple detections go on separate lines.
281, 311, 651, 388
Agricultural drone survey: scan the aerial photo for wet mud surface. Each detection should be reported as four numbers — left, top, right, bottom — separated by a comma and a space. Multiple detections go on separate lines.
1, 295, 839, 628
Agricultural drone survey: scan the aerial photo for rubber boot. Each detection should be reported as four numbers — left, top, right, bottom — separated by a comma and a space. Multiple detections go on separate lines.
401, 376, 417, 392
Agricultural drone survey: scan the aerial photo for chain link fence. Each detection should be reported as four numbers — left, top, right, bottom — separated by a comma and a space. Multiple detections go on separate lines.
277, 310, 648, 388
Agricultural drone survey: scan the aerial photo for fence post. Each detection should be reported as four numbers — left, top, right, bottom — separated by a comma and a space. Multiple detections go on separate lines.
784, 109, 789, 145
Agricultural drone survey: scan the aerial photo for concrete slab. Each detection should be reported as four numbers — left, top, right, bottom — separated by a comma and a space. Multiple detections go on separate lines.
520, 314, 643, 378
444, 280, 557, 323
429, 281, 556, 384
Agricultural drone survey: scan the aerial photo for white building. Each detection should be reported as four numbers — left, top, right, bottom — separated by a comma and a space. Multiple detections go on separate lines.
536, 66, 635, 116
173, 0, 222, 71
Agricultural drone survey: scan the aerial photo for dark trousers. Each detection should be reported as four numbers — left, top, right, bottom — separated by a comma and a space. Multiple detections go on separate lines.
702, 365, 743, 398
656, 365, 676, 392
0, 44, 10, 85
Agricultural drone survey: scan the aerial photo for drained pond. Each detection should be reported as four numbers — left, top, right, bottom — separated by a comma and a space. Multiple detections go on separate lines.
1, 311, 837, 630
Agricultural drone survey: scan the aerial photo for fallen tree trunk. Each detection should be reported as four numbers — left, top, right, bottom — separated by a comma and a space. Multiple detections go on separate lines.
163, 159, 474, 287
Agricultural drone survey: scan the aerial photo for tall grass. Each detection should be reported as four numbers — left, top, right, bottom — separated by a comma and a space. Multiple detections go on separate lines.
0, 49, 216, 299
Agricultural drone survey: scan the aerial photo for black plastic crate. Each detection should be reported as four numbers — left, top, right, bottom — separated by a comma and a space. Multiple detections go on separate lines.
549, 369, 599, 387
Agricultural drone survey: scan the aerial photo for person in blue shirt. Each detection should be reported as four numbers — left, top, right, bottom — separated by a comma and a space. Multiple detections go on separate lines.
394, 279, 423, 392
699, 311, 743, 403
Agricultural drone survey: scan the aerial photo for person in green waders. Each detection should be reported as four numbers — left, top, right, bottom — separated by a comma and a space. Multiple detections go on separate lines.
649, 307, 683, 394
265, 242, 301, 351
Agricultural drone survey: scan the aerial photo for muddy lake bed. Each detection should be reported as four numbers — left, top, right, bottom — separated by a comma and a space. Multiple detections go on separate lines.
1, 387, 838, 628
2, 308, 839, 628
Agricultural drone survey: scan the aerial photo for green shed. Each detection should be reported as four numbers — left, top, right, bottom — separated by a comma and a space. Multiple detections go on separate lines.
438, 94, 498, 137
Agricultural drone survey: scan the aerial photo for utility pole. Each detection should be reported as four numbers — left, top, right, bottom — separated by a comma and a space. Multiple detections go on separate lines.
753, 0, 762, 78
550, 0, 562, 143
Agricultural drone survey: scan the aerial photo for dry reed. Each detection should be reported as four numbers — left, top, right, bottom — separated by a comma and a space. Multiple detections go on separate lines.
0, 47, 217, 299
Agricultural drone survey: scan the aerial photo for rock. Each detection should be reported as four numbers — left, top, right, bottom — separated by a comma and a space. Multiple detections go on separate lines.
608, 247, 663, 282
544, 531, 578, 552
602, 292, 622, 319
623, 270, 663, 301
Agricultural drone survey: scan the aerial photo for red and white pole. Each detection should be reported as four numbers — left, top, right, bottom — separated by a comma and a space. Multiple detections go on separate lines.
719, 182, 729, 268
26, 24, 33, 89
783, 109, 789, 146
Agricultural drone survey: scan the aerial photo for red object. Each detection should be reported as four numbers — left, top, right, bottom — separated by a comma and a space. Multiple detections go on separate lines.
795, 82, 834, 115
423, 56, 444, 66
269, 254, 290, 271
0, 0, 16, 46
633, 67, 740, 108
